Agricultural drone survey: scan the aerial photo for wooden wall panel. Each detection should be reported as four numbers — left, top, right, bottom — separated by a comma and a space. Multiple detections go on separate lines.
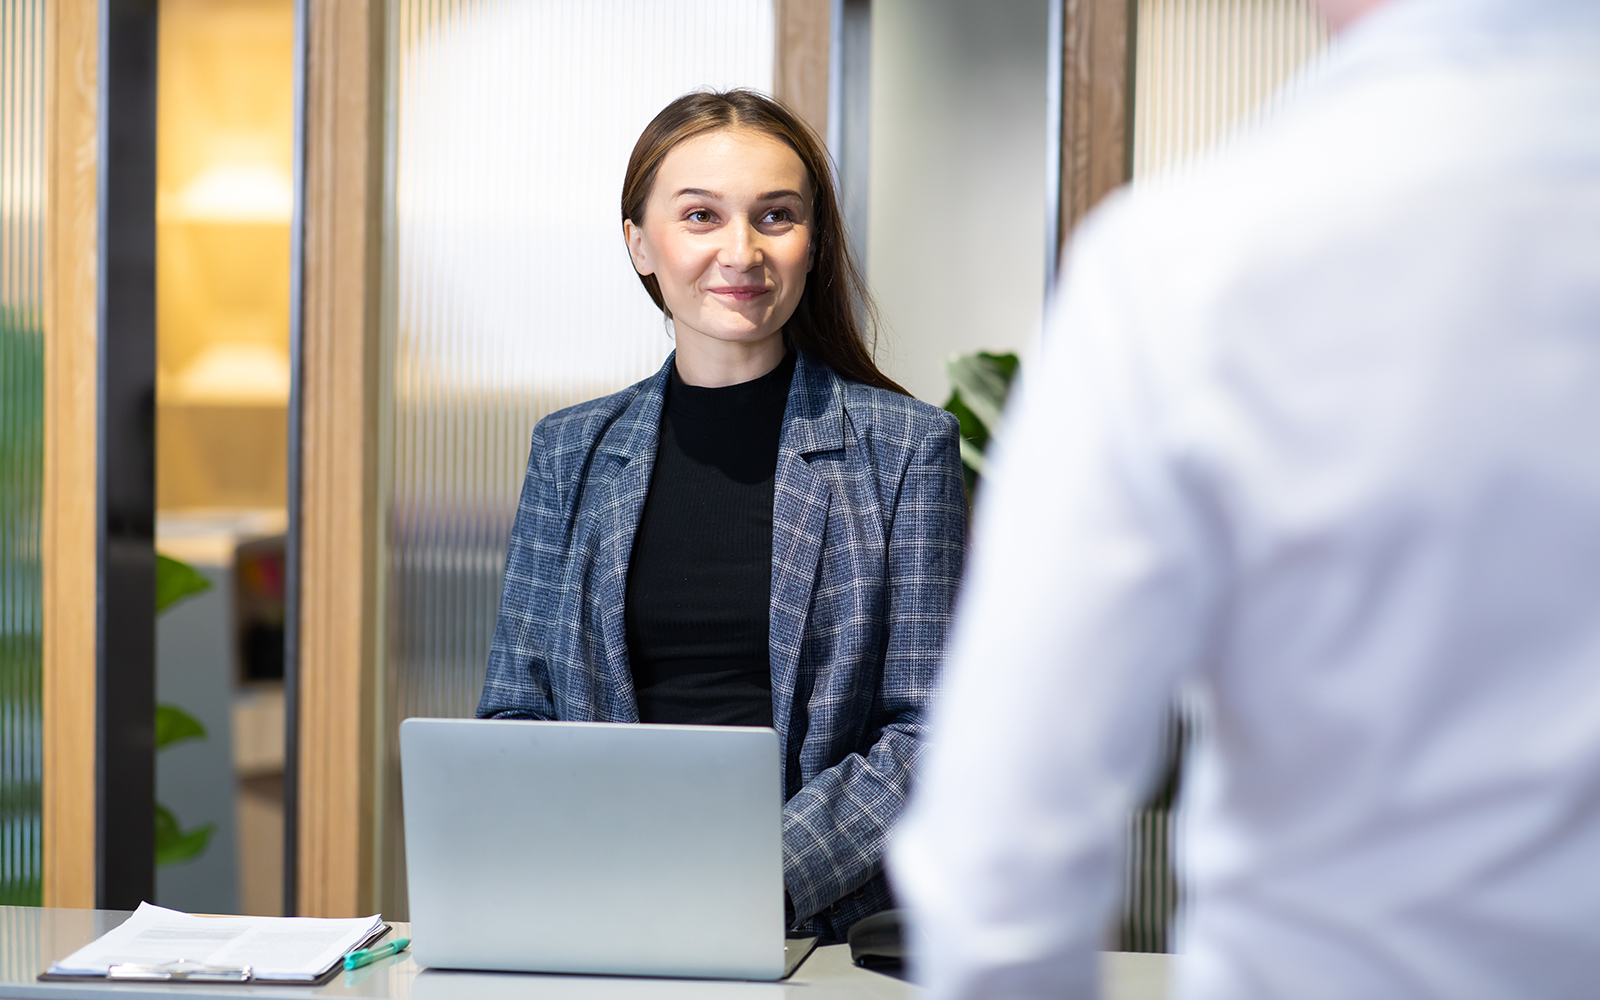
1058, 0, 1134, 239
774, 0, 831, 142
41, 0, 100, 911
296, 0, 385, 918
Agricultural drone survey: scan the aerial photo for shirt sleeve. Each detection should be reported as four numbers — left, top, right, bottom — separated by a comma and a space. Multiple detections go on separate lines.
477, 422, 561, 721
888, 224, 1222, 998
781, 410, 968, 923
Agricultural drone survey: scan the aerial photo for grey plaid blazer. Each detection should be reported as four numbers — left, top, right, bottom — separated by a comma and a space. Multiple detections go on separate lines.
478, 349, 966, 941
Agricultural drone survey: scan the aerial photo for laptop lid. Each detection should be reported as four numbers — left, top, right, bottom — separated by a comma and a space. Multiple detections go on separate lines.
400, 718, 787, 980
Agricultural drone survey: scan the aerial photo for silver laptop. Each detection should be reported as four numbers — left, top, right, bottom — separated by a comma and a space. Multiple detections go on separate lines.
400, 718, 813, 981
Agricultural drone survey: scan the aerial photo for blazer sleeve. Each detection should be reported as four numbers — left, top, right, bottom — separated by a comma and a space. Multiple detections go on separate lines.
781, 410, 968, 921
477, 422, 561, 720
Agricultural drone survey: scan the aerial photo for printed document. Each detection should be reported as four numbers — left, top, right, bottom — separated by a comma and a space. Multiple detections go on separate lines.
50, 903, 386, 980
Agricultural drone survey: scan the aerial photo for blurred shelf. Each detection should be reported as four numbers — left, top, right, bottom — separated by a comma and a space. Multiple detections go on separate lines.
233, 682, 285, 778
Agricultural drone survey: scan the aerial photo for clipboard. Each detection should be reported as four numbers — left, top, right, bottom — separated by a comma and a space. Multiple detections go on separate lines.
37, 923, 394, 987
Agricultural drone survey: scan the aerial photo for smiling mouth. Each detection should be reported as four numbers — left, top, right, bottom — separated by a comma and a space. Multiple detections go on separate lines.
708, 286, 771, 302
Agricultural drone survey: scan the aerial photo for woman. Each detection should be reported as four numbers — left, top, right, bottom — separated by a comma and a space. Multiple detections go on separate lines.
477, 89, 966, 942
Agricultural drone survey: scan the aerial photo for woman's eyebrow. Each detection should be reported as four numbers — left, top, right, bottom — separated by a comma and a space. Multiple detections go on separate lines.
672, 187, 803, 201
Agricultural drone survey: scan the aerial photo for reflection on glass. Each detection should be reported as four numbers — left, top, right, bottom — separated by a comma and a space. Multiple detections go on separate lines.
0, 0, 46, 908
380, 0, 776, 918
154, 0, 294, 915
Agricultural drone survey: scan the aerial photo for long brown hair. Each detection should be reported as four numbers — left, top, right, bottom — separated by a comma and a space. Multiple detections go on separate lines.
621, 89, 908, 396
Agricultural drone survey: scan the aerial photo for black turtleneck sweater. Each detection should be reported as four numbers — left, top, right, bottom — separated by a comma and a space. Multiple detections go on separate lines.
624, 351, 796, 727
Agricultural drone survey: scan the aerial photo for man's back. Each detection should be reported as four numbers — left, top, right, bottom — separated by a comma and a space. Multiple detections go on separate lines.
1142, 2, 1600, 993
893, 1, 1600, 997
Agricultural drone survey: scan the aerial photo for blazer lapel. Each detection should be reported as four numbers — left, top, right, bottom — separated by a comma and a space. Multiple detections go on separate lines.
593, 355, 673, 722
770, 352, 846, 789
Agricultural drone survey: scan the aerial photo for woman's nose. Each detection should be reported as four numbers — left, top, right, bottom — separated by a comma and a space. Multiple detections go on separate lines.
719, 219, 764, 270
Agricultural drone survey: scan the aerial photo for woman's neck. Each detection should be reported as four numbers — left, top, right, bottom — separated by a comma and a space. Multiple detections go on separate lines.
672, 328, 787, 387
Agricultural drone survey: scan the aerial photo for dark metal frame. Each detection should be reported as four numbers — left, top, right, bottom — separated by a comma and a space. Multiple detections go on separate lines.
1044, 0, 1064, 289
826, 0, 872, 265
282, 0, 309, 916
96, 0, 159, 910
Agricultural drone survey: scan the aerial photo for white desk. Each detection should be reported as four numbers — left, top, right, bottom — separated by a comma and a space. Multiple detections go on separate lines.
0, 908, 1169, 999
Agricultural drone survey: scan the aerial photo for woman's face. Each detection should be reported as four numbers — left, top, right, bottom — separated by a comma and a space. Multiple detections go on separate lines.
625, 128, 814, 360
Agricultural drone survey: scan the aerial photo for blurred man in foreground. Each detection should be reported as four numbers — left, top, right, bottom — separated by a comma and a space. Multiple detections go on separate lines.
890, 0, 1600, 997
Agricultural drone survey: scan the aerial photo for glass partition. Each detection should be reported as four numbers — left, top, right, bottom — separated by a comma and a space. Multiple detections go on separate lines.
0, 0, 46, 907
1133, 0, 1328, 180
379, 0, 776, 917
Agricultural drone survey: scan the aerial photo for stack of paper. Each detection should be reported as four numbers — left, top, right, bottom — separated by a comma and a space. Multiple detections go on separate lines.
50, 903, 387, 981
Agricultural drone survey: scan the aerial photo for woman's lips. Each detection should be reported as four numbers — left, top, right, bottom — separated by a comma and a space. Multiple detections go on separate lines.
708, 286, 771, 302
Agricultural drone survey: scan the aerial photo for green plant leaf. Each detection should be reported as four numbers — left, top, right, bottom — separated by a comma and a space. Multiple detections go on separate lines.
155, 803, 213, 867
945, 351, 1019, 439
943, 351, 1019, 512
155, 703, 207, 750
156, 554, 212, 615
0, 308, 44, 544
942, 389, 990, 456
985, 350, 1020, 382
957, 436, 987, 476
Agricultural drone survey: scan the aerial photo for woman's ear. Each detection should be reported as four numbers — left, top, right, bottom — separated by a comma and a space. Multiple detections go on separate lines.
623, 219, 654, 276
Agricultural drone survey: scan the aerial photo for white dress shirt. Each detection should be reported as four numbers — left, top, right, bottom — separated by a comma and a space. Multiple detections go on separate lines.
889, 1, 1600, 997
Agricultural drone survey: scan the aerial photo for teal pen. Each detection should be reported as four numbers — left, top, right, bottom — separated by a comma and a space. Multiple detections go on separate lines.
344, 937, 411, 971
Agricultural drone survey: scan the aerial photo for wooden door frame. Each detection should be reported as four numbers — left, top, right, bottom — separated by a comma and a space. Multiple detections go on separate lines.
776, 0, 832, 140
1046, 0, 1136, 287
42, 0, 101, 911
291, 0, 386, 918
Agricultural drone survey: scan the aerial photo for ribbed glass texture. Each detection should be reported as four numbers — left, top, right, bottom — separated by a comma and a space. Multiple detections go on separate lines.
1133, 0, 1328, 179
380, 0, 775, 916
0, 0, 46, 907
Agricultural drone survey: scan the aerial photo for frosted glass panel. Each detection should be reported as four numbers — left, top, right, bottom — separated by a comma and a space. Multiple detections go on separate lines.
0, 0, 45, 906
381, 0, 775, 916
1133, 0, 1328, 179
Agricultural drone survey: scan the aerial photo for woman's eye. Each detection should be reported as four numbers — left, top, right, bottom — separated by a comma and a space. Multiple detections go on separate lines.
763, 209, 791, 224
686, 209, 714, 224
